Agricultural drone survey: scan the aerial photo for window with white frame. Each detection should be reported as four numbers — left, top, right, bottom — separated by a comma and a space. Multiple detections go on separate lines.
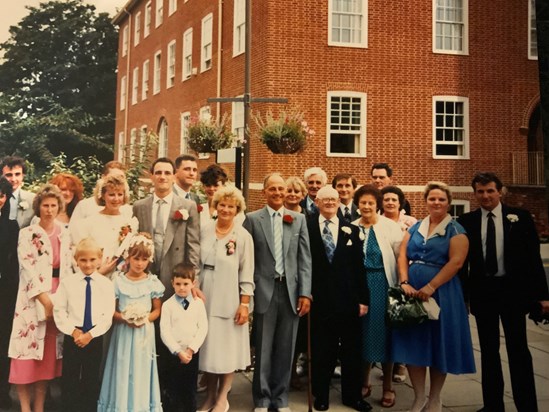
155, 0, 164, 28
122, 25, 129, 57
327, 91, 366, 156
134, 12, 141, 46
433, 0, 468, 54
117, 131, 125, 161
528, 0, 538, 59
142, 60, 150, 100
201, 14, 213, 72
120, 75, 127, 111
183, 29, 193, 80
232, 99, 244, 143
328, 0, 367, 48
131, 67, 139, 105
433, 96, 469, 159
233, 0, 245, 56
153, 51, 161, 94
158, 118, 168, 157
139, 125, 147, 161
167, 40, 176, 88
449, 200, 469, 219
144, 1, 152, 37
180, 112, 191, 154
130, 128, 137, 161
169, 0, 177, 15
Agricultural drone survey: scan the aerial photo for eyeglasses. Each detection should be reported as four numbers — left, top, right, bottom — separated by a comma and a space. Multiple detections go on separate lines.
319, 198, 338, 204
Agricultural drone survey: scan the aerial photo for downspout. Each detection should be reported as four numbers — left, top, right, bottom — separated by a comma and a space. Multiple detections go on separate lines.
216, 0, 223, 118
122, 7, 132, 159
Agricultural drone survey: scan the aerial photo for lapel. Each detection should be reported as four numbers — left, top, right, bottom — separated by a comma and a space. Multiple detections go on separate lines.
282, 211, 293, 257
500, 204, 511, 254
142, 197, 154, 234
162, 197, 181, 256
310, 216, 330, 262
259, 207, 276, 259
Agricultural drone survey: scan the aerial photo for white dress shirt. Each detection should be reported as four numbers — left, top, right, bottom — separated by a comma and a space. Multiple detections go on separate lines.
480, 203, 505, 277
152, 192, 174, 232
319, 214, 339, 245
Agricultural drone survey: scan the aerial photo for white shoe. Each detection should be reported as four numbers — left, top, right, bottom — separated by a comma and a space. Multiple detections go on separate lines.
278, 408, 292, 412
253, 408, 268, 412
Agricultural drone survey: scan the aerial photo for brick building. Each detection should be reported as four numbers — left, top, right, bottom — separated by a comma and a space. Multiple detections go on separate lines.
112, 0, 547, 233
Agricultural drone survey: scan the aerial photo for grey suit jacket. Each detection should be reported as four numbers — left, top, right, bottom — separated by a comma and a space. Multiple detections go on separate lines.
16, 189, 35, 229
173, 184, 201, 205
133, 194, 200, 294
243, 207, 312, 315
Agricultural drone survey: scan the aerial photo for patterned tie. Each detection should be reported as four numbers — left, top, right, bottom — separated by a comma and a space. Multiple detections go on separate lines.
182, 298, 189, 310
309, 201, 318, 214
486, 212, 498, 275
322, 220, 336, 263
154, 199, 166, 266
343, 206, 352, 222
273, 212, 284, 276
83, 277, 93, 333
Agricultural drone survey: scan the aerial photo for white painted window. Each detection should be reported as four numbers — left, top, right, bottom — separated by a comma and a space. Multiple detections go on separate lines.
167, 40, 176, 88
328, 0, 367, 48
117, 132, 125, 161
131, 67, 139, 105
158, 118, 168, 157
169, 0, 177, 16
183, 29, 193, 80
433, 0, 468, 54
139, 125, 148, 161
155, 0, 164, 28
232, 99, 244, 143
326, 91, 366, 157
432, 96, 469, 159
180, 112, 191, 154
134, 12, 141, 46
528, 0, 538, 60
201, 14, 213, 72
130, 128, 137, 161
142, 60, 150, 100
450, 200, 470, 219
120, 75, 127, 111
233, 0, 246, 56
144, 1, 152, 37
153, 51, 161, 94
122, 25, 129, 57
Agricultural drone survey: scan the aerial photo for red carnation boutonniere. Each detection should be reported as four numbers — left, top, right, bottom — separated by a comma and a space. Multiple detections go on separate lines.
283, 214, 293, 224
173, 209, 189, 221
197, 204, 203, 213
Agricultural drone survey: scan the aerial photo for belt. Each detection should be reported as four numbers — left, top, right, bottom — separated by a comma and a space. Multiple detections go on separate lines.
410, 260, 442, 268
52, 268, 60, 278
274, 276, 286, 282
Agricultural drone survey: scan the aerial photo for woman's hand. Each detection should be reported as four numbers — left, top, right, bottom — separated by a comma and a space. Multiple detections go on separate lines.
98, 257, 117, 275
37, 292, 54, 320
417, 283, 435, 301
234, 304, 249, 325
400, 283, 418, 297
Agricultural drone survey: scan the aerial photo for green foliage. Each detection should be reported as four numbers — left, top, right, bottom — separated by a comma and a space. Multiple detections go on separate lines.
187, 113, 240, 153
120, 131, 159, 201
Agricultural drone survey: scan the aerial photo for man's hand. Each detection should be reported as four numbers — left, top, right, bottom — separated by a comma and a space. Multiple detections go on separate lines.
74, 332, 92, 348
297, 296, 311, 317
358, 304, 368, 317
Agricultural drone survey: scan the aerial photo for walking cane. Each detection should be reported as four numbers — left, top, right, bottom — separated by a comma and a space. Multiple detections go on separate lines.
307, 312, 313, 412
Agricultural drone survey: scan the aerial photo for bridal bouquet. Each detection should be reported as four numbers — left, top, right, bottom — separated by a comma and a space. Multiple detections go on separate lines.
122, 302, 150, 326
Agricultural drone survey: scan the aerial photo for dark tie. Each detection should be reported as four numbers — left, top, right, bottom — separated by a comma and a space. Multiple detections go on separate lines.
343, 206, 352, 222
185, 192, 191, 200
322, 220, 336, 263
182, 298, 189, 310
486, 212, 498, 275
309, 202, 318, 214
83, 277, 93, 332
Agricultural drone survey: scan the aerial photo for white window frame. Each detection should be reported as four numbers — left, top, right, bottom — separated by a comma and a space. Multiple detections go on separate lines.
122, 25, 129, 57
134, 12, 141, 46
158, 118, 168, 157
433, 0, 468, 55
117, 131, 125, 161
180, 111, 191, 154
326, 91, 367, 157
233, 0, 246, 56
328, 0, 367, 48
232, 98, 244, 144
182, 28, 193, 80
528, 0, 538, 60
144, 1, 152, 37
167, 40, 176, 88
201, 13, 213, 72
169, 0, 177, 16
449, 200, 470, 219
130, 128, 137, 161
198, 106, 211, 159
139, 125, 148, 161
155, 0, 164, 28
432, 96, 470, 159
131, 67, 139, 105
153, 50, 162, 95
120, 75, 127, 111
142, 60, 150, 100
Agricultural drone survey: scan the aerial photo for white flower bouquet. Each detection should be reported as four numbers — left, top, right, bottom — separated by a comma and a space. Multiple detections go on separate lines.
122, 302, 150, 326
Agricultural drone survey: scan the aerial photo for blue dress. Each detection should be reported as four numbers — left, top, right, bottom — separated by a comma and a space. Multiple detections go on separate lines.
97, 273, 165, 412
392, 218, 475, 374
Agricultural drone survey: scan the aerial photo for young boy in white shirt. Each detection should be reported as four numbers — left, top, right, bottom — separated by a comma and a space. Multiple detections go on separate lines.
160, 263, 208, 412
54, 238, 115, 412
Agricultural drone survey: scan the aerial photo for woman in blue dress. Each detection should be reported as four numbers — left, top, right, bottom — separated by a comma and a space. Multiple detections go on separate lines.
392, 182, 475, 412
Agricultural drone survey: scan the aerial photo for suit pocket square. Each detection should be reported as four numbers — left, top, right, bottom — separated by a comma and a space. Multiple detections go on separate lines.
346, 239, 353, 246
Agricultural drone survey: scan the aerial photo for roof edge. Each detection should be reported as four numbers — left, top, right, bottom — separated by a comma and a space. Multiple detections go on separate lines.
112, 0, 140, 25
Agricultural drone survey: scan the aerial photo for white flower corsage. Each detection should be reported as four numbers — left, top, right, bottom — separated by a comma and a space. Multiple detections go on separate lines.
358, 231, 365, 241
122, 302, 150, 326
19, 200, 29, 211
346, 239, 353, 246
173, 209, 189, 221
341, 226, 352, 235
506, 214, 519, 223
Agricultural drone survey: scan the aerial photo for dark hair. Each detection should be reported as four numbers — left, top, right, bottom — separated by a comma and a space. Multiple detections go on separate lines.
200, 164, 228, 186
331, 173, 358, 189
49, 173, 84, 218
171, 263, 196, 281
381, 186, 405, 211
0, 176, 13, 219
370, 162, 393, 177
1, 156, 27, 174
353, 184, 382, 209
102, 160, 126, 175
471, 172, 503, 191
150, 157, 175, 174
175, 154, 197, 169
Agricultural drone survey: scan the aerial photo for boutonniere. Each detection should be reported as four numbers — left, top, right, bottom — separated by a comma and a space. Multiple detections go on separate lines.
197, 204, 203, 213
506, 214, 519, 223
341, 226, 352, 235
31, 233, 47, 256
226, 238, 236, 255
358, 231, 365, 241
173, 209, 189, 221
19, 200, 29, 211
118, 224, 132, 244
211, 211, 218, 220
283, 214, 293, 224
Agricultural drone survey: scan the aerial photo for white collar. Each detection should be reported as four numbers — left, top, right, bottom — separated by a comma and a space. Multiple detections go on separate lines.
418, 214, 452, 240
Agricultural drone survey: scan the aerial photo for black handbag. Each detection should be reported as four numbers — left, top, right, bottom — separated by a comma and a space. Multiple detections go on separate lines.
387, 286, 428, 328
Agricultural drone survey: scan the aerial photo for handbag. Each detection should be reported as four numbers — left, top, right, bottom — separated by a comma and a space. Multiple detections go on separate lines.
387, 286, 428, 328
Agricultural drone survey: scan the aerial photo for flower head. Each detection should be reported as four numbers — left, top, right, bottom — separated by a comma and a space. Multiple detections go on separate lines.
283, 214, 293, 224
173, 209, 190, 221
341, 226, 352, 235
506, 214, 519, 223
19, 201, 29, 211
226, 239, 236, 255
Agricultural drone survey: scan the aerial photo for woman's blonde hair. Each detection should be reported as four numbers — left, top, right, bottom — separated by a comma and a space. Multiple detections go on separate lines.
423, 181, 452, 205
212, 186, 246, 213
32, 184, 65, 216
285, 176, 307, 196
94, 174, 130, 206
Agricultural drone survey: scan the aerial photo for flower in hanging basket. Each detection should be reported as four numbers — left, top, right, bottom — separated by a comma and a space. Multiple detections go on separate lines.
253, 108, 315, 154
186, 113, 241, 153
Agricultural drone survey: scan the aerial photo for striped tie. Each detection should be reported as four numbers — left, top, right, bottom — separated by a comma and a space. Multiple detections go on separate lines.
273, 212, 284, 276
322, 220, 336, 263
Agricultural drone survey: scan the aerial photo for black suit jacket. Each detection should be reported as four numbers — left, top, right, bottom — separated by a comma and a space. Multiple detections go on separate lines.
307, 217, 368, 317
458, 205, 548, 314
337, 203, 360, 222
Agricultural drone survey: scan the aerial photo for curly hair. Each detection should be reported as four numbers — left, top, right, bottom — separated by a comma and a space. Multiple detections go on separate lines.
353, 184, 382, 210
32, 184, 65, 217
200, 164, 228, 186
212, 186, 246, 213
50, 173, 84, 218
94, 174, 130, 207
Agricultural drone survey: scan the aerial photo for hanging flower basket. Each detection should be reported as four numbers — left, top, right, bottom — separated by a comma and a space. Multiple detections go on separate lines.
186, 113, 239, 153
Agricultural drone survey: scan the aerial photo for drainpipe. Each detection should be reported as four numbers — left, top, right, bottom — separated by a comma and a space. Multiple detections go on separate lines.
122, 7, 132, 160
216, 0, 223, 118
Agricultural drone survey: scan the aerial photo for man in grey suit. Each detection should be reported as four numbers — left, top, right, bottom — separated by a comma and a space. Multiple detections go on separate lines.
1, 156, 35, 228
173, 154, 201, 204
243, 173, 312, 412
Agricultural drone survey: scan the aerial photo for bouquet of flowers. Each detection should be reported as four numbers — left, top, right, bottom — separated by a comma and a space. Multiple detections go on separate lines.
122, 302, 150, 326
186, 113, 241, 153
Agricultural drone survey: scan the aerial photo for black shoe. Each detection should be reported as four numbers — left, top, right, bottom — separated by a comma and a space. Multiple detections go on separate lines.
314, 398, 329, 411
342, 399, 372, 412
